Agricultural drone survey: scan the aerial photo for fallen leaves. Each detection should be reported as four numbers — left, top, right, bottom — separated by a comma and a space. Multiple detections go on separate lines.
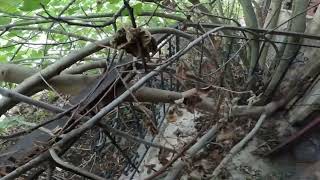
111, 27, 157, 58
216, 128, 235, 142
167, 106, 178, 123
167, 105, 184, 123
135, 104, 159, 136
158, 148, 171, 166
175, 87, 212, 113
176, 61, 206, 86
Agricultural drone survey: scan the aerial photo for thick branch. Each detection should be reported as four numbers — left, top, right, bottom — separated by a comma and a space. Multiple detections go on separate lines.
0, 38, 110, 116
0, 87, 64, 113
259, 0, 283, 72
0, 64, 99, 94
164, 126, 217, 180
239, 0, 260, 80
49, 149, 106, 180
0, 64, 215, 111
62, 60, 107, 74
263, 0, 308, 101
2, 25, 224, 180
188, 0, 222, 24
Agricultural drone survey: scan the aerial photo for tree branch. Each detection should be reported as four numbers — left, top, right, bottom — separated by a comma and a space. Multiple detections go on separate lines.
0, 37, 110, 116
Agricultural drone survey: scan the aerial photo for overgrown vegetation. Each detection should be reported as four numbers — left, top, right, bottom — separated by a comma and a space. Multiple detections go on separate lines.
1, 0, 320, 179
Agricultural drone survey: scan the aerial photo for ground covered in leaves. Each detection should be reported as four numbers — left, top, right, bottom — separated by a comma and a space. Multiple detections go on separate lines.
1, 80, 319, 179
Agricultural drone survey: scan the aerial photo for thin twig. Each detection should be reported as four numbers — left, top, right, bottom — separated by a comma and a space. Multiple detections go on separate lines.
0, 87, 64, 113
144, 133, 200, 180
98, 123, 176, 153
209, 114, 267, 179
49, 148, 106, 180
164, 125, 218, 180
209, 100, 283, 178
2, 24, 228, 180
39, 73, 70, 106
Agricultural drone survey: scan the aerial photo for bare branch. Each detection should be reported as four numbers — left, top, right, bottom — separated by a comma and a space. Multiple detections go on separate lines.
49, 148, 106, 180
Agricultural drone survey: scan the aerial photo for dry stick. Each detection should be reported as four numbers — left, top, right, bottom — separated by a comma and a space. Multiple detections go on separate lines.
209, 114, 267, 179
101, 126, 140, 172
186, 22, 320, 41
60, 64, 129, 133
40, 3, 127, 28
39, 73, 71, 106
0, 87, 64, 113
46, 162, 55, 180
0, 87, 84, 139
25, 168, 46, 180
49, 149, 106, 180
60, 75, 120, 133
115, 69, 158, 134
1, 26, 227, 180
8, 26, 97, 42
1, 151, 51, 180
230, 105, 266, 117
1, 134, 79, 180
0, 35, 111, 116
0, 107, 76, 139
98, 123, 176, 153
164, 126, 218, 180
144, 133, 200, 180
209, 101, 282, 179
57, 11, 186, 23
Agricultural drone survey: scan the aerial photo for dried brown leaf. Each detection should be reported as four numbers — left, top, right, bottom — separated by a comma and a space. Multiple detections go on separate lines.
111, 27, 157, 57
176, 61, 206, 85
167, 114, 177, 123
136, 104, 158, 136
166, 106, 179, 123
180, 87, 212, 112
183, 95, 202, 113
216, 128, 235, 142
144, 164, 156, 174
158, 148, 171, 166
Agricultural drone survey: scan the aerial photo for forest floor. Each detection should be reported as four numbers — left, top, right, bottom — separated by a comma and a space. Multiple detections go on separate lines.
1, 90, 320, 179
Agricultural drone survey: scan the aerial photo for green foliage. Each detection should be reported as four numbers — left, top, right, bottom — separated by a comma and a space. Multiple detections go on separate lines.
0, 17, 11, 25
0, 0, 194, 89
20, 0, 51, 11
46, 91, 58, 103
0, 0, 22, 12
133, 2, 143, 15
109, 0, 121, 4
0, 109, 50, 134
0, 115, 25, 133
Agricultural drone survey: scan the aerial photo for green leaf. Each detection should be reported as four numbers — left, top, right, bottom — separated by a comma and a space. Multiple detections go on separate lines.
6, 31, 19, 38
97, 1, 103, 12
66, 7, 79, 14
0, 0, 22, 12
0, 17, 11, 25
20, 0, 51, 11
133, 3, 142, 15
0, 55, 7, 62
3, 45, 15, 52
141, 3, 156, 12
121, 9, 129, 16
29, 49, 42, 58
109, 0, 120, 4
0, 116, 24, 131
